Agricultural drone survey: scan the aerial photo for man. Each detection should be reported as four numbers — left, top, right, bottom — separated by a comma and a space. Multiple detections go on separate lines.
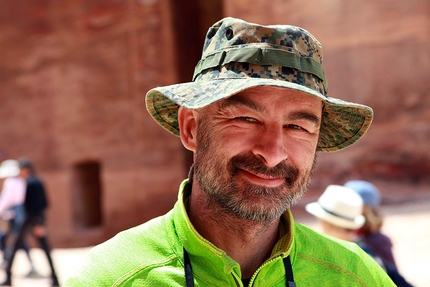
64, 17, 395, 286
305, 185, 366, 242
306, 184, 413, 287
344, 180, 414, 286
344, 180, 396, 267
1, 158, 59, 286
0, 159, 39, 277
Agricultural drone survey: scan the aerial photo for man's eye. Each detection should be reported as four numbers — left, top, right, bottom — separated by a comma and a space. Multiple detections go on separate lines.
286, 124, 307, 131
237, 117, 257, 122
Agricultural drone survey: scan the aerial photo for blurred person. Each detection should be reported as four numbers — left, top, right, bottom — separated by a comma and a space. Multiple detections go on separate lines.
0, 158, 59, 287
344, 180, 397, 268
306, 184, 413, 287
64, 17, 394, 286
0, 160, 38, 277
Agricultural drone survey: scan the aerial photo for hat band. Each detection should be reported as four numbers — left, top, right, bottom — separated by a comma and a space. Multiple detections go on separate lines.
320, 205, 356, 222
193, 46, 328, 94
194, 62, 326, 96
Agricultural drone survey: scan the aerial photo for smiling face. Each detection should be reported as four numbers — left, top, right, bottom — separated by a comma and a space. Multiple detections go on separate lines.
179, 86, 323, 222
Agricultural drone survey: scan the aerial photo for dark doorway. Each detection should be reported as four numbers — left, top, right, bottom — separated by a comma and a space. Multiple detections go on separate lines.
72, 161, 103, 229
169, 0, 224, 173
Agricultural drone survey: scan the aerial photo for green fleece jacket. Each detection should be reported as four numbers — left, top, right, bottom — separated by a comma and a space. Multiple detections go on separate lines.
64, 180, 395, 286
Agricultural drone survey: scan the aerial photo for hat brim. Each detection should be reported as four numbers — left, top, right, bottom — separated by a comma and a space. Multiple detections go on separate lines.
146, 78, 373, 152
305, 202, 365, 230
0, 167, 19, 178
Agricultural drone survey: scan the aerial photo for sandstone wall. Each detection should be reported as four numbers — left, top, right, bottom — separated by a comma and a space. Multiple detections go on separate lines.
0, 0, 188, 247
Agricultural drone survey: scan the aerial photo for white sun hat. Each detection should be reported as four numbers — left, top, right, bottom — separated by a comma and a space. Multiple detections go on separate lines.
305, 184, 365, 230
0, 159, 20, 179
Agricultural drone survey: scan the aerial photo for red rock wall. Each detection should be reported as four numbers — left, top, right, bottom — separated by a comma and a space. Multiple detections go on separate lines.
0, 0, 188, 247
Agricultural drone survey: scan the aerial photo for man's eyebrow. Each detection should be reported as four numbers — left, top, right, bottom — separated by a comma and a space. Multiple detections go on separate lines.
219, 95, 264, 113
219, 95, 321, 125
288, 111, 321, 126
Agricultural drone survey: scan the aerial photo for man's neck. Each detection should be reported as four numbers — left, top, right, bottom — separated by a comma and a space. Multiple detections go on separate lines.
187, 183, 281, 279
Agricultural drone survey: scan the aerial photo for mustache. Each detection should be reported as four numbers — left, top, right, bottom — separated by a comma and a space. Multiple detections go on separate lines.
228, 153, 299, 186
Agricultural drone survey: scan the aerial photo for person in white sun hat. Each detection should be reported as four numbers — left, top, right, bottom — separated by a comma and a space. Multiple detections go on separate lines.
306, 184, 413, 287
305, 184, 365, 240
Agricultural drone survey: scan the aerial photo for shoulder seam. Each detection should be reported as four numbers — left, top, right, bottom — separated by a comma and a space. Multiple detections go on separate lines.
113, 254, 178, 287
296, 254, 368, 287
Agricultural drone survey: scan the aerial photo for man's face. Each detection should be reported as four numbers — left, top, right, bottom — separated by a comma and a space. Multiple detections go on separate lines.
192, 86, 322, 222
18, 167, 29, 178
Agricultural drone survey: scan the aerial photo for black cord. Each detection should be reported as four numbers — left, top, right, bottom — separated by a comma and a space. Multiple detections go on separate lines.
183, 248, 194, 287
283, 256, 296, 287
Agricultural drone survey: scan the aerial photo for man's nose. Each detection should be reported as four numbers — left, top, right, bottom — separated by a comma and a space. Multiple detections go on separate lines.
252, 125, 288, 168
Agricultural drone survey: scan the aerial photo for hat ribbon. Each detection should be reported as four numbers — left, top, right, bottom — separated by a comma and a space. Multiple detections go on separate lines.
320, 204, 356, 221
193, 46, 328, 94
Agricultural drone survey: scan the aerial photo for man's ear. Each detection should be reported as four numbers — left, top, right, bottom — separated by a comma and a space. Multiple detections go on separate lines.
178, 107, 197, 152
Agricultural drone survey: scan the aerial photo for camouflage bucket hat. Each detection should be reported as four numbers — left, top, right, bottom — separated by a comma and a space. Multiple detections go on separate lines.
146, 17, 373, 152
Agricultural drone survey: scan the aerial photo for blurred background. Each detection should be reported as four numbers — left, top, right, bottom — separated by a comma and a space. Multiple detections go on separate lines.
0, 0, 429, 286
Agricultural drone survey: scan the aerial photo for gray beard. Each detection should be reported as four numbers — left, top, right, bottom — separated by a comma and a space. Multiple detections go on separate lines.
192, 113, 317, 222
194, 151, 316, 222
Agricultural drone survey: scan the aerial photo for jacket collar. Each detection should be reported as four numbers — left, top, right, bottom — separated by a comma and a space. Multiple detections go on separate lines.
171, 179, 296, 283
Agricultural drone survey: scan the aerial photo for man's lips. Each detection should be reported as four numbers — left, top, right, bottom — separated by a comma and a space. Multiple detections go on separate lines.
237, 169, 285, 187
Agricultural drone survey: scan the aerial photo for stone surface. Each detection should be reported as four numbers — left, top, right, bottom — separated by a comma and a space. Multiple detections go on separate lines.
0, 0, 186, 247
